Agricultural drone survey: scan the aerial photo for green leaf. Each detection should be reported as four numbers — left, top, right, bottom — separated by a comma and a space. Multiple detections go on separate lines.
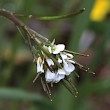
0, 88, 45, 102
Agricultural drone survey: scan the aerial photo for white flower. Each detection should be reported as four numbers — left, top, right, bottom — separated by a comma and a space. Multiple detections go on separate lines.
37, 57, 44, 73
60, 52, 75, 76
63, 60, 75, 75
48, 44, 65, 54
45, 68, 66, 83
48, 40, 65, 54
45, 69, 56, 82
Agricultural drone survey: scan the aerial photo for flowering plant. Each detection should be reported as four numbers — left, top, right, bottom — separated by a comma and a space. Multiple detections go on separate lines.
32, 36, 95, 100
0, 8, 95, 101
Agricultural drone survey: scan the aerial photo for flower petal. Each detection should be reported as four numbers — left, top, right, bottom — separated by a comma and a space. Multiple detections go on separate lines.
46, 58, 54, 66
57, 69, 66, 75
58, 58, 62, 63
51, 39, 55, 45
65, 71, 71, 76
53, 44, 65, 54
60, 53, 67, 59
45, 69, 56, 82
48, 46, 52, 53
67, 59, 75, 64
37, 57, 44, 73
54, 74, 65, 82
64, 63, 75, 73
65, 53, 73, 59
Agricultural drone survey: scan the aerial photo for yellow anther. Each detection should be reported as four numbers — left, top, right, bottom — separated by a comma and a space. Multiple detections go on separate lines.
33, 58, 36, 63
39, 57, 43, 63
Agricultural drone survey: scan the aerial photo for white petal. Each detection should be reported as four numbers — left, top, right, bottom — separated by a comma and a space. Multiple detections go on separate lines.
37, 57, 44, 73
56, 44, 65, 51
43, 45, 48, 49
65, 53, 73, 59
58, 58, 62, 63
62, 59, 68, 66
45, 69, 56, 82
53, 44, 65, 54
51, 39, 55, 45
64, 63, 75, 73
48, 46, 52, 53
60, 53, 67, 59
65, 71, 71, 76
57, 69, 66, 75
54, 74, 65, 82
46, 58, 54, 66
67, 59, 75, 64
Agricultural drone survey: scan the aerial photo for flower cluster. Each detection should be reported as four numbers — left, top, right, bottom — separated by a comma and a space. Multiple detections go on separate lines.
32, 38, 94, 100
36, 40, 75, 83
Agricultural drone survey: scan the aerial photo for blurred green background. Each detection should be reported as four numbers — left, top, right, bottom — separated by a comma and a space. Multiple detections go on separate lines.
0, 0, 110, 110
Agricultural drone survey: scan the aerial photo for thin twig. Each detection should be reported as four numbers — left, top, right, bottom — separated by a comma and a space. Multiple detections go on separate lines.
33, 72, 40, 83
65, 76, 78, 94
27, 34, 35, 59
64, 49, 89, 57
16, 26, 28, 43
61, 80, 77, 97
41, 77, 52, 101
45, 82, 51, 96
74, 71, 80, 78
29, 29, 48, 42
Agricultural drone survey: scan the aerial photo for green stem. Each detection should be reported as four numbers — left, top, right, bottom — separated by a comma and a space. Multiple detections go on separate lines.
64, 49, 89, 57
13, 8, 85, 20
